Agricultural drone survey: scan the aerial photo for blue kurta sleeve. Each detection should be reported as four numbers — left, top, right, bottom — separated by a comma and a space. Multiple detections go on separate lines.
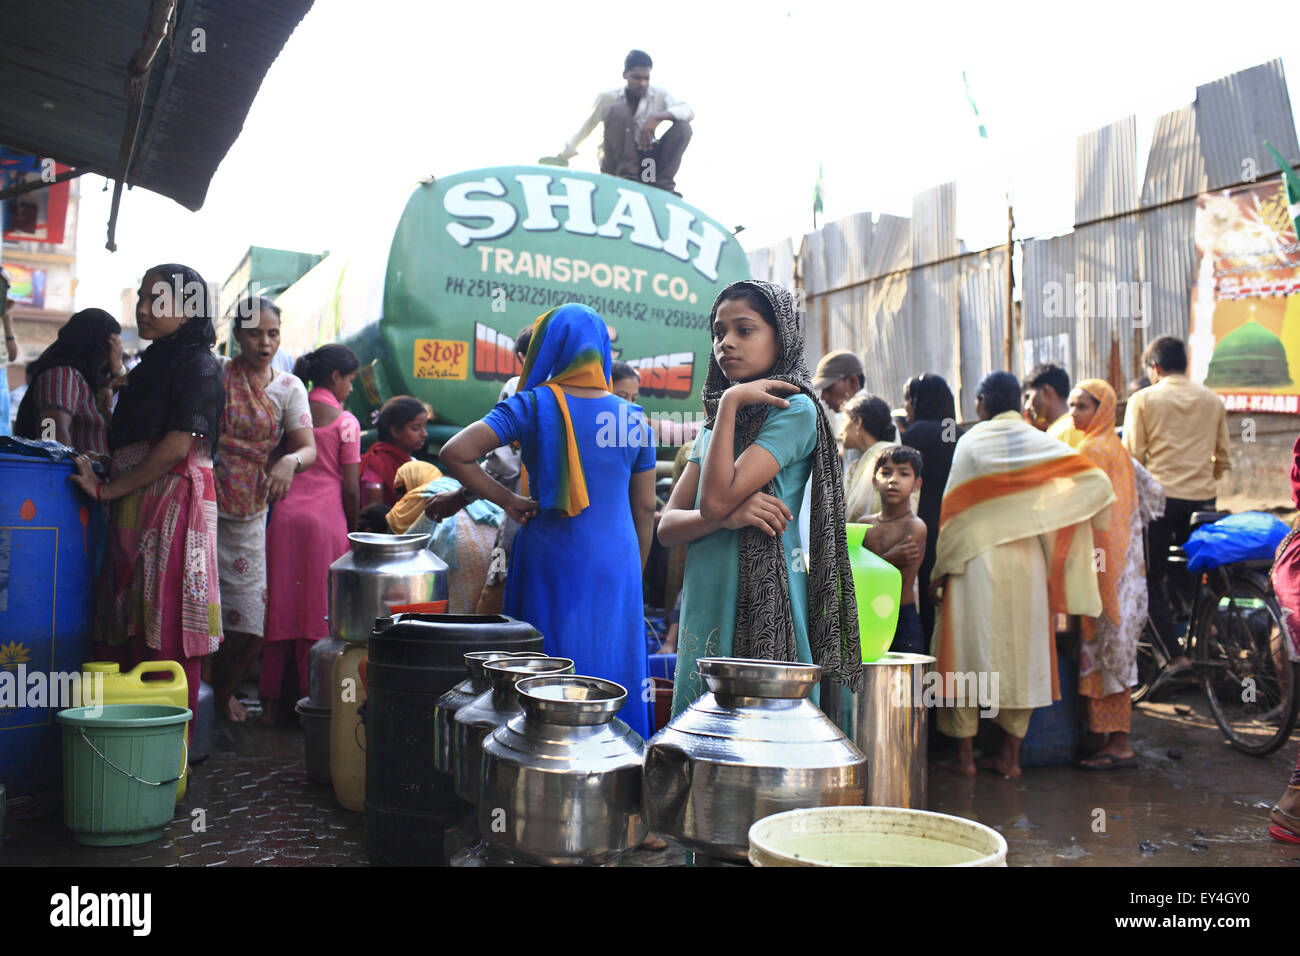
482, 392, 536, 446
752, 394, 818, 468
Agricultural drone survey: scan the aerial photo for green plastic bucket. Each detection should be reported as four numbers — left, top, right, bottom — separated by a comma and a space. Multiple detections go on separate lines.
56, 704, 191, 846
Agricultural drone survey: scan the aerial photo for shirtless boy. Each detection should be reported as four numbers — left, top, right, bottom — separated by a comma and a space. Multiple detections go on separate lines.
862, 445, 928, 655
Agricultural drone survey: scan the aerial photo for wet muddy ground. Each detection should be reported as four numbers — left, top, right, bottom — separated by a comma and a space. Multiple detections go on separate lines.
3, 684, 1295, 867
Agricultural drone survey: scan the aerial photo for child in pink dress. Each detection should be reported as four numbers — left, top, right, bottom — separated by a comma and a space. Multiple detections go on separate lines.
263, 346, 361, 723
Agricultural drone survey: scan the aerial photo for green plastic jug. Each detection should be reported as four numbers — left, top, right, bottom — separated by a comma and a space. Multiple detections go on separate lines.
845, 523, 902, 663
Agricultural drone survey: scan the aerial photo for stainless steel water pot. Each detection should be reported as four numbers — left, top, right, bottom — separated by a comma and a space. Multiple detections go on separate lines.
481, 675, 647, 866
452, 656, 574, 804
327, 533, 447, 643
433, 651, 530, 776
643, 657, 867, 862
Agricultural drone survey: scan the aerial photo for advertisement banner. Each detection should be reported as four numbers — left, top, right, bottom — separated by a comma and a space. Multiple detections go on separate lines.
1191, 176, 1300, 413
1, 153, 70, 246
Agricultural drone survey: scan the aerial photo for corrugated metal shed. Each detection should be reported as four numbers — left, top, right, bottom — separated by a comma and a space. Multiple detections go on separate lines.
1195, 58, 1300, 192
958, 248, 1007, 419
1021, 232, 1076, 380
1137, 197, 1198, 350
1140, 105, 1205, 206
0, 0, 314, 211
1075, 115, 1138, 224
762, 59, 1300, 417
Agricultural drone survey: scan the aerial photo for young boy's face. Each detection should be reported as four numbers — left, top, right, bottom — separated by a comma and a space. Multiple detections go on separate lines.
873, 459, 919, 504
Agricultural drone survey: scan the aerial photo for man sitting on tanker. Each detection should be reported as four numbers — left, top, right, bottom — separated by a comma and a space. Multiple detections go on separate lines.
540, 49, 693, 195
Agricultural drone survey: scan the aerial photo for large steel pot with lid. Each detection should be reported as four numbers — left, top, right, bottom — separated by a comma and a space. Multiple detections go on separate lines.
643, 657, 867, 862
452, 656, 574, 804
327, 533, 447, 643
433, 651, 532, 777
481, 675, 647, 866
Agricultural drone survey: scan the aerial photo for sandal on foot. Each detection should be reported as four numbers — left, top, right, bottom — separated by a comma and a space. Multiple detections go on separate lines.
1077, 753, 1137, 771
1270, 823, 1300, 844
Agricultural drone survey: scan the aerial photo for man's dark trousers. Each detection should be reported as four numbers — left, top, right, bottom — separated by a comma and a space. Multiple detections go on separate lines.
601, 98, 691, 193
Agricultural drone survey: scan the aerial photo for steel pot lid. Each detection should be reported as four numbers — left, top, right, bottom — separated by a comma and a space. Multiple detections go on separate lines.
515, 675, 626, 726
697, 658, 823, 699
347, 531, 433, 555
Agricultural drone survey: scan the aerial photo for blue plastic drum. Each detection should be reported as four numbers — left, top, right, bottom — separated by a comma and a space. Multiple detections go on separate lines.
0, 452, 96, 813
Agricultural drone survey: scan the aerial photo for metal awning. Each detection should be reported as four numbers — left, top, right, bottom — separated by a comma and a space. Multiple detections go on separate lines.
0, 0, 313, 247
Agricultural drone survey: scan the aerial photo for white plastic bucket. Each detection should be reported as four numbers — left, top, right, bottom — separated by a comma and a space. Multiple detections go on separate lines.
748, 806, 1007, 867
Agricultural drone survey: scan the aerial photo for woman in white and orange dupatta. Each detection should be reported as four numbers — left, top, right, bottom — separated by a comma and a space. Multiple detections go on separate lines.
931, 372, 1115, 778
1069, 379, 1165, 770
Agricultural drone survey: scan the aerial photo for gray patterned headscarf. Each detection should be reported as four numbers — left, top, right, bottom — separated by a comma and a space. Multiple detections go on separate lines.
701, 280, 862, 691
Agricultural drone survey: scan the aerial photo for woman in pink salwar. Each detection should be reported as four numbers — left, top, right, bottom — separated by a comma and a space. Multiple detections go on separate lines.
262, 345, 361, 723
69, 264, 225, 718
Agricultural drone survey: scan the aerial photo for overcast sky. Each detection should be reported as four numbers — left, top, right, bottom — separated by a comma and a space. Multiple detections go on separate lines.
70, 0, 1300, 314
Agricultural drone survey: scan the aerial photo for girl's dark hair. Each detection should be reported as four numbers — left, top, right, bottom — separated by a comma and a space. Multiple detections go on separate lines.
611, 360, 639, 383
842, 393, 896, 442
234, 295, 281, 335
357, 503, 392, 533
515, 325, 534, 358
375, 395, 428, 442
716, 287, 779, 332
294, 344, 360, 388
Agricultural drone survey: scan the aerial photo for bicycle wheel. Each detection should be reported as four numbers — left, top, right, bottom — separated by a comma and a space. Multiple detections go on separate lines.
1131, 617, 1162, 704
1197, 570, 1300, 756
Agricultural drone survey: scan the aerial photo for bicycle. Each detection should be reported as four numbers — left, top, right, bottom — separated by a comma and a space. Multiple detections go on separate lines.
1132, 510, 1300, 756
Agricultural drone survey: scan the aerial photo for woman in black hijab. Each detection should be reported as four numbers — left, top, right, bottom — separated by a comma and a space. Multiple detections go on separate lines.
14, 308, 122, 453
68, 264, 225, 720
900, 373, 961, 643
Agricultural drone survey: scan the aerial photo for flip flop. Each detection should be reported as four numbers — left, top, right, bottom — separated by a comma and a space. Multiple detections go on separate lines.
1077, 753, 1137, 771
1269, 824, 1300, 844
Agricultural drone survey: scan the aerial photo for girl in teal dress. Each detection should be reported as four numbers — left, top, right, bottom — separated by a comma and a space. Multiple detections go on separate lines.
658, 280, 861, 716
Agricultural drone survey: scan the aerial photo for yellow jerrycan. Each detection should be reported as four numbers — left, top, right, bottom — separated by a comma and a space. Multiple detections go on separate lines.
330, 643, 367, 811
79, 661, 191, 802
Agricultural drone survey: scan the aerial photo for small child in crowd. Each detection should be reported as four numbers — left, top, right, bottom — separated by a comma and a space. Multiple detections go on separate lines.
862, 445, 928, 655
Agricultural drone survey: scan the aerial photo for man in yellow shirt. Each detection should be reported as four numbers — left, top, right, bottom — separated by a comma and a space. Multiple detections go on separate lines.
1023, 363, 1084, 447
1122, 336, 1231, 657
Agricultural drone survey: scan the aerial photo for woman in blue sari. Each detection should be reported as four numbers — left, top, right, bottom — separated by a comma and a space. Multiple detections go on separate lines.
440, 304, 658, 737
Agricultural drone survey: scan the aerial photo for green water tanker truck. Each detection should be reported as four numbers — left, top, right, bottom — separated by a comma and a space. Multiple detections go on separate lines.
274, 165, 751, 451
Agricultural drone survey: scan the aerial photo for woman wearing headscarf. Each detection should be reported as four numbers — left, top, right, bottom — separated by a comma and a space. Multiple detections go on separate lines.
1069, 379, 1165, 769
69, 264, 225, 719
440, 303, 658, 738
900, 373, 961, 642
658, 280, 861, 716
209, 296, 317, 722
384, 460, 443, 533
360, 396, 430, 507
841, 393, 898, 523
15, 308, 123, 454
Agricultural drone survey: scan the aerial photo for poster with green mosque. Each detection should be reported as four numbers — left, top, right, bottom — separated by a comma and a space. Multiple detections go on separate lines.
1192, 175, 1300, 413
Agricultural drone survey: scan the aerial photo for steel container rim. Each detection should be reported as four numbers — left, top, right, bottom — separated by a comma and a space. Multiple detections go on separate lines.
515, 675, 627, 725
483, 657, 575, 689
345, 531, 432, 556
697, 657, 822, 698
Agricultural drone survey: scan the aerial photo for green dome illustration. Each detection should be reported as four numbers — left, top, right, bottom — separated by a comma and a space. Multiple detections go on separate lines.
1204, 320, 1292, 387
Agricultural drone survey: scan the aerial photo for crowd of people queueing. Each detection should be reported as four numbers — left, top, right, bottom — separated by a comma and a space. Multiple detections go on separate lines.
11, 263, 1263, 790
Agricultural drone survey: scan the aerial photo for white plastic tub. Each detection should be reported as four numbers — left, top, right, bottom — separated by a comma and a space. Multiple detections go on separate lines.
748, 806, 1007, 867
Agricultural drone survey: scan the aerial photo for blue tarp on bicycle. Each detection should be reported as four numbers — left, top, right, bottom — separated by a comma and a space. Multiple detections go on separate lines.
1185, 512, 1290, 571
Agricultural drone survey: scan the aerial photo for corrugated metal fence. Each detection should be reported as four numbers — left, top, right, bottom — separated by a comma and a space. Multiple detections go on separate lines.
748, 59, 1299, 419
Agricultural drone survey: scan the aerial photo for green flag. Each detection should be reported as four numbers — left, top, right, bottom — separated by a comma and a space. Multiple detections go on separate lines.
813, 161, 824, 217
1264, 140, 1300, 237
963, 71, 988, 140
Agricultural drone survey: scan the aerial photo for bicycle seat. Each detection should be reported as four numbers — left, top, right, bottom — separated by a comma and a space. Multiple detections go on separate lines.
1189, 510, 1231, 529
